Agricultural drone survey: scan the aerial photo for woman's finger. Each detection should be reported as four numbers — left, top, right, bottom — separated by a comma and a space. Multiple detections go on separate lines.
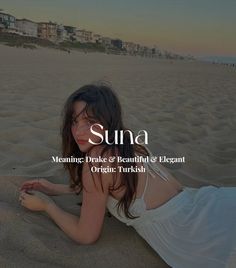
20, 179, 40, 189
19, 193, 31, 205
21, 185, 33, 190
20, 191, 26, 196
20, 185, 31, 191
20, 180, 33, 186
20, 184, 36, 192
25, 190, 34, 195
19, 192, 30, 201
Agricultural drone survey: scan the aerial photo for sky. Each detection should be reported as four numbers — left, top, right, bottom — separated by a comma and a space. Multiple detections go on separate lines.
1, 0, 235, 57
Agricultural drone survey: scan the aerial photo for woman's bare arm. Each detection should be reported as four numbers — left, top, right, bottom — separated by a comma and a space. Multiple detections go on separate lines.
44, 175, 109, 244
53, 184, 81, 195
20, 179, 81, 196
44, 147, 111, 244
45, 202, 91, 244
45, 186, 108, 245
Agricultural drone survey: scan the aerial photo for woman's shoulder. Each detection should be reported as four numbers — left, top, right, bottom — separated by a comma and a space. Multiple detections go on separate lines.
83, 145, 119, 192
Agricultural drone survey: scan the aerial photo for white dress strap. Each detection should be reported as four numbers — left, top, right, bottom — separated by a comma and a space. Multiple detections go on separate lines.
141, 146, 170, 182
140, 162, 149, 199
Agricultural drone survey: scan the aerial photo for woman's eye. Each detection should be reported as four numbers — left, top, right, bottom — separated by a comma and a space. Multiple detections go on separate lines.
71, 119, 78, 126
87, 120, 96, 125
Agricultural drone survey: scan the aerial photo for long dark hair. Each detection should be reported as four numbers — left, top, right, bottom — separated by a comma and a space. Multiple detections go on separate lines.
61, 83, 149, 219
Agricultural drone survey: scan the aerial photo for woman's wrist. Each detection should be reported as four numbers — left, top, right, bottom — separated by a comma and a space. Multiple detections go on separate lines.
63, 184, 81, 195
54, 184, 75, 195
45, 201, 57, 213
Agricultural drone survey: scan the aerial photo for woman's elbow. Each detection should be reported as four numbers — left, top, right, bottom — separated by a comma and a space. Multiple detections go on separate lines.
74, 233, 100, 245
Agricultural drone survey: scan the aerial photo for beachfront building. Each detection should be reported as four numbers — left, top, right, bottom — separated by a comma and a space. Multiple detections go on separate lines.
0, 18, 4, 32
75, 29, 93, 43
15, 19, 38, 37
64, 25, 76, 41
0, 13, 5, 30
137, 45, 152, 57
123, 41, 139, 55
0, 23, 4, 32
84, 30, 93, 43
146, 47, 153, 57
57, 24, 67, 41
38, 22, 57, 42
0, 12, 16, 31
92, 33, 102, 44
111, 39, 123, 50
101, 37, 112, 47
151, 46, 162, 57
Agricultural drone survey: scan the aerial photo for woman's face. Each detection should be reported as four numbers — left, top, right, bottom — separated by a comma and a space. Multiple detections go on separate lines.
71, 101, 105, 153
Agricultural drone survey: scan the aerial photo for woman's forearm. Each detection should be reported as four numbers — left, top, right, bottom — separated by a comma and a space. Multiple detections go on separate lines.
53, 184, 81, 195
54, 184, 76, 195
45, 203, 90, 244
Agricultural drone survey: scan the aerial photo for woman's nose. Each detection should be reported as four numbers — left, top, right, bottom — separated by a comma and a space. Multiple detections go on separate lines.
75, 122, 89, 136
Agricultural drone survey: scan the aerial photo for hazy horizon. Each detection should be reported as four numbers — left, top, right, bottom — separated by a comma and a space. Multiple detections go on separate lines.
1, 0, 235, 57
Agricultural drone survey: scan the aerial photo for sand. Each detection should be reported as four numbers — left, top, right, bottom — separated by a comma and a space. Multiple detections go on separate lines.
0, 44, 236, 267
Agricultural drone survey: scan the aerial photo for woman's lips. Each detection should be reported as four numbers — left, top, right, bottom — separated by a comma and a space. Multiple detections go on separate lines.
77, 139, 87, 145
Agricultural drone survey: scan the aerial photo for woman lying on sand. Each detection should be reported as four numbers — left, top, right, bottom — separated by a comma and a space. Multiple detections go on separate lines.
19, 84, 236, 268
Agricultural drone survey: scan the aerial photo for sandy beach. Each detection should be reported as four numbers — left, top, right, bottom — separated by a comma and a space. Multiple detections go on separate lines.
0, 44, 236, 267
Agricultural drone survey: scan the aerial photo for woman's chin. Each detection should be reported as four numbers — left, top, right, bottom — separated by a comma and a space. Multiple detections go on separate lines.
77, 144, 89, 152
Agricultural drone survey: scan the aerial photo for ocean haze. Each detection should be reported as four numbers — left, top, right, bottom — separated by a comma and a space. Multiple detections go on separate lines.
198, 56, 236, 64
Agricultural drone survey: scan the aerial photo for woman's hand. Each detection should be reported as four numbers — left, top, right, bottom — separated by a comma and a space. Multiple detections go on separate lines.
19, 190, 55, 212
20, 178, 60, 196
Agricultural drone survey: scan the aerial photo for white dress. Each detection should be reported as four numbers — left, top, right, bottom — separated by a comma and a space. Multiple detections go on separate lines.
106, 159, 236, 268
